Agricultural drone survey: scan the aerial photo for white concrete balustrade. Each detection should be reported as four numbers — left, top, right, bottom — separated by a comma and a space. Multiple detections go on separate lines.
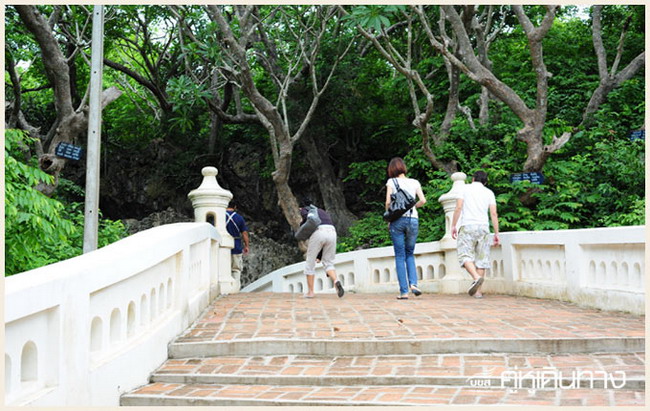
4, 223, 232, 406
245, 172, 644, 315
244, 226, 645, 314
4, 166, 236, 407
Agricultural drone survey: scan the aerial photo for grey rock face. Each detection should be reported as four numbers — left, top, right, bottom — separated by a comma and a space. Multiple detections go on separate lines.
124, 209, 302, 288
241, 231, 303, 287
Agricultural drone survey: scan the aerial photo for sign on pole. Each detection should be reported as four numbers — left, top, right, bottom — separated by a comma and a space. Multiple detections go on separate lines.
55, 142, 84, 161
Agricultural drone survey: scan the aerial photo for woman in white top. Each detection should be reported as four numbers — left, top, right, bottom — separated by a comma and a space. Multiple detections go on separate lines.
385, 157, 427, 299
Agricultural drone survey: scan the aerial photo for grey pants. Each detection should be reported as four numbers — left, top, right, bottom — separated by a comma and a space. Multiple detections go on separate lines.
231, 253, 243, 291
304, 225, 337, 275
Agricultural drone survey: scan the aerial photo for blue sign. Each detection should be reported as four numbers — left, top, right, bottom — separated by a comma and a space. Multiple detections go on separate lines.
510, 172, 544, 185
55, 142, 83, 161
629, 130, 645, 141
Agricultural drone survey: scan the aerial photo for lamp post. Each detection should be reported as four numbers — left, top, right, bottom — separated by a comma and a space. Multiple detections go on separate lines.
83, 5, 105, 253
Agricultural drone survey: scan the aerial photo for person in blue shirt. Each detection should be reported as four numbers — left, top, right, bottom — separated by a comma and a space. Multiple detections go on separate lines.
226, 202, 250, 291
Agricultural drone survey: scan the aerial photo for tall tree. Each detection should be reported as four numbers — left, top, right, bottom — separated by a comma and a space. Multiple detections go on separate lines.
9, 5, 122, 195
203, 5, 353, 231
414, 4, 644, 172
342, 6, 467, 174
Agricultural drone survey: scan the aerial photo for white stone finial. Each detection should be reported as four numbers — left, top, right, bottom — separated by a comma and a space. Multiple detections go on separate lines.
438, 172, 467, 204
188, 166, 233, 224
438, 172, 467, 241
202, 166, 218, 177
450, 172, 467, 184
188, 166, 236, 295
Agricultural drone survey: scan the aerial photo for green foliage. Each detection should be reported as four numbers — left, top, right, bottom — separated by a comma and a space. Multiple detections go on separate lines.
343, 160, 387, 196
7, 5, 645, 263
342, 5, 407, 32
337, 208, 391, 252
167, 75, 212, 133
5, 130, 128, 276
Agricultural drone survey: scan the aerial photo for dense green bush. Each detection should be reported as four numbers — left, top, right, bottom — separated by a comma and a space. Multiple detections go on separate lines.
5, 129, 128, 276
338, 105, 645, 252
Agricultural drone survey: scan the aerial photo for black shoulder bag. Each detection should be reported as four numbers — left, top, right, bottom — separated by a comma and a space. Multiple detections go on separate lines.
383, 178, 417, 222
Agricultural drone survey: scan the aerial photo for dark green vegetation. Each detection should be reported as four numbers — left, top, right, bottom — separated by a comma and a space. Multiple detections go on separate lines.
5, 130, 127, 275
5, 5, 645, 275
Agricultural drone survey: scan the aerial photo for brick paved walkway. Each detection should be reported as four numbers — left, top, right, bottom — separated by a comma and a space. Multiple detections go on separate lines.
122, 293, 645, 406
177, 293, 644, 342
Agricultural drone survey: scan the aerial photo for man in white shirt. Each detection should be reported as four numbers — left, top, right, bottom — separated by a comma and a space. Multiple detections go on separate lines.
451, 171, 500, 298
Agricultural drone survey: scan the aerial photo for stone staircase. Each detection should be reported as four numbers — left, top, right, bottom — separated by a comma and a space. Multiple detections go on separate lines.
121, 293, 645, 406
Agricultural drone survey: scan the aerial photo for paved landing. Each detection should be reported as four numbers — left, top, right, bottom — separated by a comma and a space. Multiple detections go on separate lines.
176, 293, 644, 342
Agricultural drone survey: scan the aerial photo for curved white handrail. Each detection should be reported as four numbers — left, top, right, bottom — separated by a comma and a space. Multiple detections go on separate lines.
244, 226, 645, 315
4, 223, 231, 406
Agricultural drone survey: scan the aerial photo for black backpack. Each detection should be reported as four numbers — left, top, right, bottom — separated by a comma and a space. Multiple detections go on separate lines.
294, 205, 322, 241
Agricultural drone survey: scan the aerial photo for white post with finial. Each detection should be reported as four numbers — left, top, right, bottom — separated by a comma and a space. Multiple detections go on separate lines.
188, 167, 235, 295
437, 172, 469, 293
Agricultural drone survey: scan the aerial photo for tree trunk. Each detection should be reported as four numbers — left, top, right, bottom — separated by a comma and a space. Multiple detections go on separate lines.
209, 111, 221, 155
300, 133, 357, 236
478, 87, 490, 126
208, 5, 348, 238
15, 5, 122, 195
522, 137, 548, 173
270, 146, 303, 232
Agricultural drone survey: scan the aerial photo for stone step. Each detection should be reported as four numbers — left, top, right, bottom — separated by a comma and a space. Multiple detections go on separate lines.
150, 353, 644, 389
169, 336, 645, 358
121, 382, 645, 406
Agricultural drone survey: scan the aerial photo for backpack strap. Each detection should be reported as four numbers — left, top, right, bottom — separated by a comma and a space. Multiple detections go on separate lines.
226, 211, 242, 237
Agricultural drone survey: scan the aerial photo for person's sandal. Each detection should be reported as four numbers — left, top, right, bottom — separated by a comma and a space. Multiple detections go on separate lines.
468, 277, 484, 296
396, 295, 409, 300
411, 285, 422, 296
335, 280, 345, 298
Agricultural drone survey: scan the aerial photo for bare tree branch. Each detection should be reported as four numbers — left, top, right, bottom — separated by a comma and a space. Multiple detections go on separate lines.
15, 5, 75, 118
591, 6, 609, 79
583, 6, 645, 127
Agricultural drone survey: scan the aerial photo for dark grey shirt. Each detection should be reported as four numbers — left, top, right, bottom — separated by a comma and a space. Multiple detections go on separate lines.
300, 207, 334, 226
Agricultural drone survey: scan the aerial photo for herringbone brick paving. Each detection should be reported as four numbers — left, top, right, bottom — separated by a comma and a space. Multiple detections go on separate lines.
127, 382, 644, 406
122, 292, 645, 406
154, 353, 645, 379
176, 293, 644, 342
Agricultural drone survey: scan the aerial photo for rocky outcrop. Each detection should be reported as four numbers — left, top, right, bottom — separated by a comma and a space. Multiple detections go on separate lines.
123, 209, 302, 288
123, 207, 193, 235
241, 225, 303, 288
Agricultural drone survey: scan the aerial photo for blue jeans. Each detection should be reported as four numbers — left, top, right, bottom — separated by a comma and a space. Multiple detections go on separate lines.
389, 217, 419, 295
